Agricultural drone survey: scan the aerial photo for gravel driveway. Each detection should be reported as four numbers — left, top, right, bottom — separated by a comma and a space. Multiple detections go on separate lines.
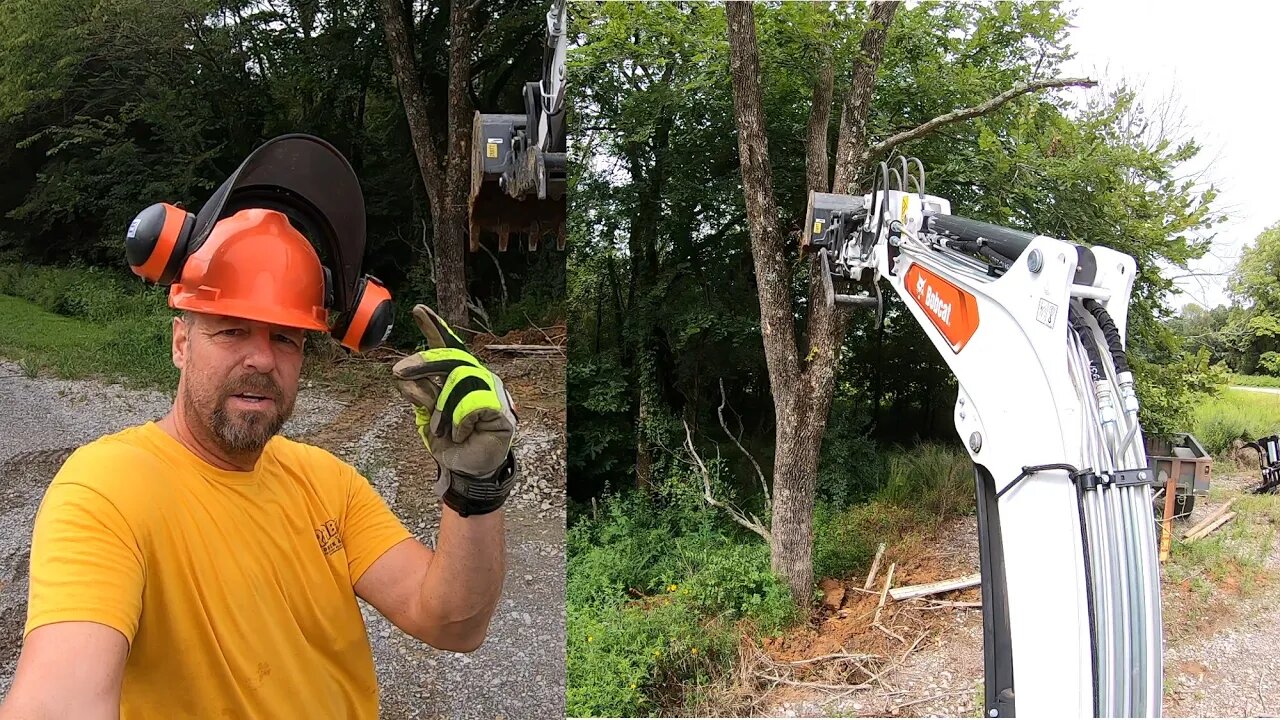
0, 355, 566, 719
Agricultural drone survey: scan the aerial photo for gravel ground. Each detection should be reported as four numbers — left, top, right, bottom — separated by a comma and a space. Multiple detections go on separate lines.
0, 356, 567, 719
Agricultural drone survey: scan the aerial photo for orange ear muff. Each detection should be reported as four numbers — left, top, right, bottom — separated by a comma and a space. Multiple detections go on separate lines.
336, 276, 395, 353
126, 202, 196, 285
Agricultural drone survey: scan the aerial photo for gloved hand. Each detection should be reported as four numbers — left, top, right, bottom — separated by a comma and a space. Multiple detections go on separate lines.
392, 305, 518, 517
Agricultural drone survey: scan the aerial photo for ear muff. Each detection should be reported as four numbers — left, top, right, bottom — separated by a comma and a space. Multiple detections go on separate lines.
126, 202, 196, 285
322, 265, 335, 310
335, 276, 395, 353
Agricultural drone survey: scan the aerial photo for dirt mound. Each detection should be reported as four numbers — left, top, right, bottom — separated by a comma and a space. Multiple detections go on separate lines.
741, 522, 984, 715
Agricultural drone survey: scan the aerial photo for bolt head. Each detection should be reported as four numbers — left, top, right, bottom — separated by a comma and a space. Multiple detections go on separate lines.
969, 432, 982, 453
1027, 249, 1043, 273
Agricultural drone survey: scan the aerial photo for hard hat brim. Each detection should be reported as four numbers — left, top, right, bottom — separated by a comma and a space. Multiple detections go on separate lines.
172, 295, 330, 333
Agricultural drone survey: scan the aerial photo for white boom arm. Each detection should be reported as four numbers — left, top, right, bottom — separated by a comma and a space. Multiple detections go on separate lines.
805, 159, 1161, 718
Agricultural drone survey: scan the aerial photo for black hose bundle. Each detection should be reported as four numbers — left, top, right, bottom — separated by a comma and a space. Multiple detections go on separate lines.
1069, 304, 1105, 382
1082, 298, 1131, 375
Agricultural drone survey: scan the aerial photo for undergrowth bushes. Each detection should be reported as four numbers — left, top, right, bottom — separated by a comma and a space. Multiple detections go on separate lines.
567, 486, 795, 718
568, 441, 974, 716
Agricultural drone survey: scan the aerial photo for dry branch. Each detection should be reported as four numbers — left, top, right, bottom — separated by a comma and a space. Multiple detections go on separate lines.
863, 542, 887, 590
865, 77, 1097, 161
1182, 498, 1236, 539
919, 600, 982, 610
888, 573, 981, 602
483, 344, 562, 354
682, 420, 772, 543
718, 378, 770, 507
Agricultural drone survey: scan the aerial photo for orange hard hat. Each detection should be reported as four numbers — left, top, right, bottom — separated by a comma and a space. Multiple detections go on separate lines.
168, 208, 330, 331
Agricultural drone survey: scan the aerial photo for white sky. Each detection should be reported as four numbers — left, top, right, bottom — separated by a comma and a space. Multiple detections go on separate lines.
1061, 0, 1280, 310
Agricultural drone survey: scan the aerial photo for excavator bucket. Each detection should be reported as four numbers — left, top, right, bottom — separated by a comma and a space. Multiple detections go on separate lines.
467, 0, 566, 253
468, 111, 565, 253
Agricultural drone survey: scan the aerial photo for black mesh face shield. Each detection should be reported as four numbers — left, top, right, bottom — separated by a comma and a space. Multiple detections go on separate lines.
192, 134, 366, 313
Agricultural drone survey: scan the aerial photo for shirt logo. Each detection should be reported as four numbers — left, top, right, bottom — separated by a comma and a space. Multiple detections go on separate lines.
315, 519, 343, 556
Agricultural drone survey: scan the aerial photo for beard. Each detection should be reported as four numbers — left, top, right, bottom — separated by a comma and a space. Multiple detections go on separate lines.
187, 371, 296, 455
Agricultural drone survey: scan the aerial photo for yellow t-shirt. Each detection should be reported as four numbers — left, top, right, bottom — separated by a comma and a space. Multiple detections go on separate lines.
25, 421, 413, 719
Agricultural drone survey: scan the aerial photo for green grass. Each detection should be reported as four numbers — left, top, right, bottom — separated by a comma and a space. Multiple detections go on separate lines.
1163, 493, 1280, 640
0, 263, 179, 388
1228, 373, 1280, 389
1191, 388, 1280, 455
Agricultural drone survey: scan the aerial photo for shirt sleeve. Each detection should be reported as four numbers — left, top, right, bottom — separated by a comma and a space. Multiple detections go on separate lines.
341, 467, 413, 585
26, 480, 145, 646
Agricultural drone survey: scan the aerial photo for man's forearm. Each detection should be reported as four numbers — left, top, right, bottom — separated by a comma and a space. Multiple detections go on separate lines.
413, 507, 505, 652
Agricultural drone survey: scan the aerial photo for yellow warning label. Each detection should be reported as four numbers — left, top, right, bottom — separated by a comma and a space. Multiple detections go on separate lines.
486, 142, 498, 159
900, 195, 910, 220
813, 219, 825, 235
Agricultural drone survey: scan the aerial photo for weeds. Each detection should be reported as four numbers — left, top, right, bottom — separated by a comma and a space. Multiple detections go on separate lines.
1191, 388, 1280, 455
569, 442, 978, 717
1228, 373, 1280, 389
16, 356, 38, 378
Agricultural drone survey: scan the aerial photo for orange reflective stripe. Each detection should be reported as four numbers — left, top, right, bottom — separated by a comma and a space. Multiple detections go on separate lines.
904, 263, 980, 353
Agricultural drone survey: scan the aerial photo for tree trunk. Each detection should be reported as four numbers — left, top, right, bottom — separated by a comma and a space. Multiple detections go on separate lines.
376, 0, 470, 326
436, 0, 475, 327
726, 0, 900, 605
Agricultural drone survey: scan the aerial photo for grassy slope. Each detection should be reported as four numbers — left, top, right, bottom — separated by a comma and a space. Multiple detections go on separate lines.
0, 295, 113, 377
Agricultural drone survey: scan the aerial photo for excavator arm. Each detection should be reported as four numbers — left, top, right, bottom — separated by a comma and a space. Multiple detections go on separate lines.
805, 159, 1161, 718
468, 0, 567, 252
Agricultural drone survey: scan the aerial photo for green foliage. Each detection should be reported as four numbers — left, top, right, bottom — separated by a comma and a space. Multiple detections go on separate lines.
567, 487, 797, 717
875, 443, 975, 519
1191, 388, 1280, 455
1228, 373, 1280, 389
1222, 222, 1280, 375
0, 263, 176, 387
1130, 344, 1228, 436
0, 0, 557, 330
816, 397, 884, 508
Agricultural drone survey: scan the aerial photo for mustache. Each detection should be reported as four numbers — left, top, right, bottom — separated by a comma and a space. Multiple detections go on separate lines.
220, 373, 283, 401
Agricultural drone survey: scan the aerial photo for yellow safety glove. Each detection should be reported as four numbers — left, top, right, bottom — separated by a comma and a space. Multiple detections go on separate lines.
391, 305, 518, 516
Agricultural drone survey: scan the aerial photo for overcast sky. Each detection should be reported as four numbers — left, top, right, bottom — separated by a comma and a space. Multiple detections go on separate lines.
1060, 0, 1279, 310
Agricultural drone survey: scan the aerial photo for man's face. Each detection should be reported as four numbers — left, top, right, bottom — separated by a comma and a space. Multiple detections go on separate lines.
172, 312, 306, 455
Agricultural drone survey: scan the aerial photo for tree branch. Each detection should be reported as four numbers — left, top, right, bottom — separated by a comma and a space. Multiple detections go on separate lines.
805, 5, 835, 195
831, 0, 901, 194
718, 378, 770, 508
866, 77, 1097, 161
684, 420, 772, 544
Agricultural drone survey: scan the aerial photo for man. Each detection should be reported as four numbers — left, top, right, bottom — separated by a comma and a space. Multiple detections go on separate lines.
0, 207, 518, 718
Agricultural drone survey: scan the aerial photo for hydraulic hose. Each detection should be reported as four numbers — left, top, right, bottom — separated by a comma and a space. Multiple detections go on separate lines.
1083, 298, 1131, 375
1069, 305, 1106, 382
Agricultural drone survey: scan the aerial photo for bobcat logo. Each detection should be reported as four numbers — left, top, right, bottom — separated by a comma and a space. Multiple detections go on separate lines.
315, 519, 343, 556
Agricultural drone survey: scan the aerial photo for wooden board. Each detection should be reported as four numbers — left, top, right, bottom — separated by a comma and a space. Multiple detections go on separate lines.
889, 573, 982, 602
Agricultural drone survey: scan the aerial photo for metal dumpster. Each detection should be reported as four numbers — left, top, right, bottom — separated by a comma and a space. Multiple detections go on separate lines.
1145, 433, 1212, 518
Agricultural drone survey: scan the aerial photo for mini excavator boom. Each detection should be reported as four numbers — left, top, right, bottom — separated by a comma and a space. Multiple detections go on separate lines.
805, 158, 1162, 718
